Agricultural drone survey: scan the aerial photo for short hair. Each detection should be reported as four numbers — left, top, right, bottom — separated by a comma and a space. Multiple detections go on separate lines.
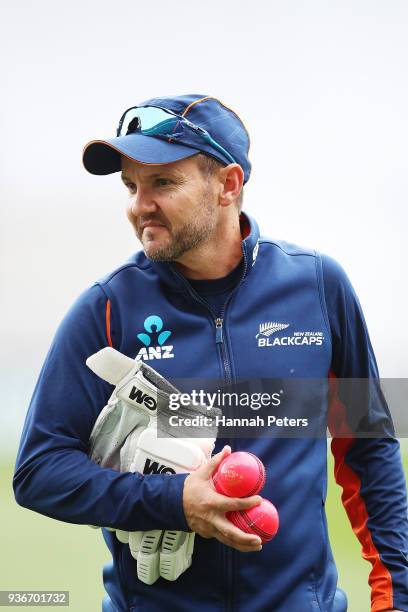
194, 153, 244, 212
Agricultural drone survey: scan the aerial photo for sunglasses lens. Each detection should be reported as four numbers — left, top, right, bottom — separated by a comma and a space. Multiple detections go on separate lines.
120, 107, 178, 136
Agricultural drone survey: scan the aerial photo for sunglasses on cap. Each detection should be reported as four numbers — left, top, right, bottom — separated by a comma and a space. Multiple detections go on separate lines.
116, 105, 237, 165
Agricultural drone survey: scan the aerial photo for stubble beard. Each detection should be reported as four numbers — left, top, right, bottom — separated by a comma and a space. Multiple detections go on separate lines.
142, 188, 216, 262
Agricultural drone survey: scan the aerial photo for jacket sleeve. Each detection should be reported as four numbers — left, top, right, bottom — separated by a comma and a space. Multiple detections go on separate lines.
321, 254, 408, 612
13, 283, 189, 532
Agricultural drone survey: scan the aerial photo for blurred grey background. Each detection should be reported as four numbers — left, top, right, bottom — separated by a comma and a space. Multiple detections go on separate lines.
1, 0, 407, 451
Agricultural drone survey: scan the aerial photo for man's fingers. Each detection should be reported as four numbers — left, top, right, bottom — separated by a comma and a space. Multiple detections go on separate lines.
212, 518, 262, 551
213, 493, 262, 512
213, 515, 262, 544
202, 445, 231, 477
216, 531, 262, 553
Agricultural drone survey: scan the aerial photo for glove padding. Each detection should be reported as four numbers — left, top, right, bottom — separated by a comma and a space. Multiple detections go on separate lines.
87, 347, 219, 584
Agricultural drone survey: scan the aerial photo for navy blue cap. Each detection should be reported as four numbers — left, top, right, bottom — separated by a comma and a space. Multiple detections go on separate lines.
82, 94, 251, 184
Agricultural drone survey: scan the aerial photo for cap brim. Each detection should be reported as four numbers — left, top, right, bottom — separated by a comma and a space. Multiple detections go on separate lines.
82, 133, 201, 175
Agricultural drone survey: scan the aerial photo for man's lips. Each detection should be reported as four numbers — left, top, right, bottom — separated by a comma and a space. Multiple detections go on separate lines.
139, 222, 166, 231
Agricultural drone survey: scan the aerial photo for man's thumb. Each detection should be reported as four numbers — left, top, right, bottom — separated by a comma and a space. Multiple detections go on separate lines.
203, 445, 231, 477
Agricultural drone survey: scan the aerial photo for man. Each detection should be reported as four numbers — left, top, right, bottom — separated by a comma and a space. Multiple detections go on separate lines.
14, 94, 408, 611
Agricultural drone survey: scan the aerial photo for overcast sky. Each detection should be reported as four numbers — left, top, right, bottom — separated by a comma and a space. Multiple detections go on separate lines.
1, 0, 407, 452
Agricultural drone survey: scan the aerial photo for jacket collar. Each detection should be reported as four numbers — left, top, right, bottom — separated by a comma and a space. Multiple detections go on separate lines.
148, 212, 260, 291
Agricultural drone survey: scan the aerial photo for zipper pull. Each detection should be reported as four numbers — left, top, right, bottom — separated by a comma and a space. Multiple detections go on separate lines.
215, 318, 223, 344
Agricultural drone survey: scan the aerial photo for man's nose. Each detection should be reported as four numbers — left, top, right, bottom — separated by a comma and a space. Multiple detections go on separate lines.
129, 185, 158, 216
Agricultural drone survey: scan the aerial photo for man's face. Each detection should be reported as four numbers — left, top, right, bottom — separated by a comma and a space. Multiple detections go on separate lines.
122, 155, 218, 261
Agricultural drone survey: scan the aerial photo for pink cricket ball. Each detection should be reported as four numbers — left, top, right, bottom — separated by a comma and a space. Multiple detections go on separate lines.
226, 498, 279, 543
213, 451, 266, 498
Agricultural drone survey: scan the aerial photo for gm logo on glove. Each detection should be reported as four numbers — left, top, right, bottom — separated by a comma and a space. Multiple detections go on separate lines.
143, 458, 176, 475
128, 386, 157, 411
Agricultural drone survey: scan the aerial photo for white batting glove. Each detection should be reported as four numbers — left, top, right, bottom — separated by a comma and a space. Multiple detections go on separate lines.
87, 347, 218, 585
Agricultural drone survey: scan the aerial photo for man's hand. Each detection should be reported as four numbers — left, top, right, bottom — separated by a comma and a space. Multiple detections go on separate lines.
183, 445, 264, 553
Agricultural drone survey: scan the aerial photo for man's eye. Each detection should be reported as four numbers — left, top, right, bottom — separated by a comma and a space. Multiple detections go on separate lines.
156, 178, 172, 187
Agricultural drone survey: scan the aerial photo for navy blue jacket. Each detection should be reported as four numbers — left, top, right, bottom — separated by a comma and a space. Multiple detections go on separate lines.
14, 214, 408, 611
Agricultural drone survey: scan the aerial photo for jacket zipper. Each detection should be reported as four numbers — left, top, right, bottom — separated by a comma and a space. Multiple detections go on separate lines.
170, 250, 249, 612
170, 250, 248, 383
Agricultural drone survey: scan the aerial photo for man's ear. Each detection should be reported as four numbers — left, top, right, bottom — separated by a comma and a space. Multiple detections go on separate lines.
218, 164, 244, 208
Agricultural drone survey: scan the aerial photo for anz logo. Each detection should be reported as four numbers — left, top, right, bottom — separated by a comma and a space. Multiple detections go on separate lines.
136, 315, 174, 361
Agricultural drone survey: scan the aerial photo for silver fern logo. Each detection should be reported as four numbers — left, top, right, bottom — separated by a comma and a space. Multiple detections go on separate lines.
256, 322, 290, 339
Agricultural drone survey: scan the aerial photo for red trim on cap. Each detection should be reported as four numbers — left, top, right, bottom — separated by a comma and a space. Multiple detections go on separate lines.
181, 96, 251, 147
82, 140, 197, 172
